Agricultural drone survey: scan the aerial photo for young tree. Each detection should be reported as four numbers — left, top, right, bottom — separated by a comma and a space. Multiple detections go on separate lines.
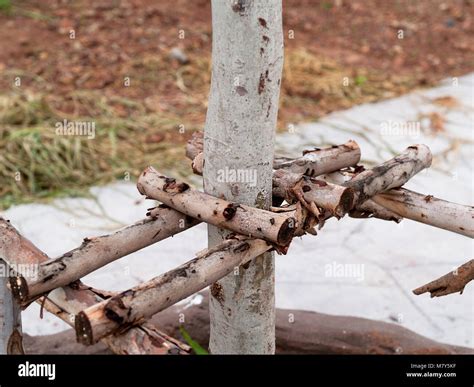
203, 0, 284, 353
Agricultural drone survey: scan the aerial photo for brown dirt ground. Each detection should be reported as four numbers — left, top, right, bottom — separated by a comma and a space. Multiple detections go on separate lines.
0, 0, 472, 206
0, 0, 472, 125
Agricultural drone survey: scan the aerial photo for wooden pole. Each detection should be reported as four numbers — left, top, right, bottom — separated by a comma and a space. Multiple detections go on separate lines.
344, 145, 432, 205
323, 171, 473, 238
413, 259, 474, 297
0, 218, 189, 354
186, 131, 361, 177
188, 138, 434, 223
75, 238, 273, 345
9, 209, 199, 305
372, 189, 474, 238
138, 167, 295, 246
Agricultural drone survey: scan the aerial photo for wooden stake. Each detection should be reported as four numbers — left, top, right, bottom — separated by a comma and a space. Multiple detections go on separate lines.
324, 171, 473, 237
75, 238, 272, 345
137, 166, 296, 246
413, 260, 474, 297
0, 218, 189, 354
186, 132, 361, 177
344, 145, 432, 205
273, 140, 361, 176
9, 208, 199, 305
187, 138, 359, 216
372, 189, 474, 238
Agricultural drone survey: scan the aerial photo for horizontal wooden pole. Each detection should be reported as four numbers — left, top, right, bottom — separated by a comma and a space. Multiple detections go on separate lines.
189, 141, 422, 222
137, 167, 296, 246
75, 238, 272, 345
324, 171, 473, 238
188, 138, 360, 217
273, 140, 361, 176
187, 131, 361, 176
373, 189, 474, 238
42, 283, 190, 354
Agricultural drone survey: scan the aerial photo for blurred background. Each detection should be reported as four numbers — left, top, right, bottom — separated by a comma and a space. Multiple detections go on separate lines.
0, 0, 472, 207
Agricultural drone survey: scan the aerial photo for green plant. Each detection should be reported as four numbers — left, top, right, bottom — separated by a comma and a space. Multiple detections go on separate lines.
0, 0, 12, 13
355, 75, 368, 86
321, 1, 333, 10
179, 326, 208, 355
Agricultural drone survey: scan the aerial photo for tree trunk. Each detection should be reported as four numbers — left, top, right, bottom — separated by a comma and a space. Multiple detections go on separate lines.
0, 259, 23, 354
203, 0, 284, 354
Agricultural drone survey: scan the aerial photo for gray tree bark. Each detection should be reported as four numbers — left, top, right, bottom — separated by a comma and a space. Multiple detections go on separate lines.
0, 259, 23, 354
203, 0, 284, 353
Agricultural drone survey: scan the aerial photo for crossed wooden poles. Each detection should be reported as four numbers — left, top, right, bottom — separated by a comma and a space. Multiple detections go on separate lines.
1, 133, 472, 354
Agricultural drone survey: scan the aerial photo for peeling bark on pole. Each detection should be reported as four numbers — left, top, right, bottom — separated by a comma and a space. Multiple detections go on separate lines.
344, 145, 432, 205
323, 171, 473, 237
0, 218, 189, 354
203, 0, 284, 354
138, 167, 295, 246
0, 259, 24, 354
10, 209, 199, 305
372, 189, 474, 238
186, 132, 361, 177
75, 238, 273, 345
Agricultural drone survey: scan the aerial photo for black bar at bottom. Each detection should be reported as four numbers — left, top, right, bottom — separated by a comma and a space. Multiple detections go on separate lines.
0, 355, 472, 386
